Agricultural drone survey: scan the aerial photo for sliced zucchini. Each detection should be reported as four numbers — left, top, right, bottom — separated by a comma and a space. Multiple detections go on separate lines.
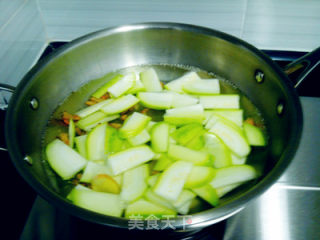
128, 129, 151, 146
171, 189, 196, 210
216, 183, 242, 198
101, 94, 139, 115
108, 72, 135, 97
69, 188, 124, 217
210, 165, 257, 188
204, 133, 232, 168
231, 154, 247, 165
153, 154, 173, 171
137, 92, 172, 110
171, 123, 204, 146
185, 134, 205, 150
92, 74, 123, 98
208, 118, 250, 157
205, 109, 243, 127
46, 139, 87, 180
185, 166, 216, 188
199, 95, 240, 109
91, 174, 121, 194
171, 92, 198, 107
168, 144, 210, 165
80, 161, 112, 183
119, 112, 151, 138
153, 161, 193, 201
191, 184, 219, 207
68, 119, 76, 148
144, 189, 175, 210
82, 114, 119, 132
182, 79, 220, 95
125, 199, 176, 218
105, 126, 127, 154
146, 121, 156, 132
107, 145, 155, 175
75, 99, 113, 118
151, 122, 170, 152
75, 135, 88, 158
164, 104, 204, 125
127, 77, 145, 94
121, 164, 149, 203
147, 173, 160, 187
140, 68, 162, 92
76, 111, 107, 130
176, 199, 193, 215
86, 123, 107, 161
165, 71, 201, 93
243, 122, 267, 146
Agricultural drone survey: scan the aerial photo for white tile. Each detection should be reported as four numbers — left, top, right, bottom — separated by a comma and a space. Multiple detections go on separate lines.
242, 0, 320, 51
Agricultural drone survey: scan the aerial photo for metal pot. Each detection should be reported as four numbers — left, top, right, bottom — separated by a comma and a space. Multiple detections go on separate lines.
0, 23, 317, 231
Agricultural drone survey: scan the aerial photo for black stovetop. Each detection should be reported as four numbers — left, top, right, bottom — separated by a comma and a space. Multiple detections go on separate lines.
1, 42, 319, 240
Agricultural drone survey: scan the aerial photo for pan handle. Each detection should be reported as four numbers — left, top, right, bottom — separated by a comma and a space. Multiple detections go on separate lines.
0, 83, 15, 152
284, 47, 320, 88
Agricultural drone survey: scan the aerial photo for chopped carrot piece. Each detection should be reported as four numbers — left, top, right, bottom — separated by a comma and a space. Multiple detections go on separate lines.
58, 133, 69, 145
100, 93, 110, 100
63, 119, 70, 125
75, 127, 85, 136
245, 118, 255, 126
120, 114, 128, 121
85, 100, 96, 106
140, 108, 149, 115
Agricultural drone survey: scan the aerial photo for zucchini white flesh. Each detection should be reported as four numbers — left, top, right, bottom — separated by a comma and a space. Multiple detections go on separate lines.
153, 161, 193, 201
205, 109, 243, 127
204, 133, 232, 168
209, 118, 250, 157
182, 79, 220, 95
75, 135, 88, 158
171, 189, 196, 210
176, 199, 193, 215
107, 145, 155, 175
185, 166, 216, 188
151, 122, 170, 152
153, 154, 173, 171
140, 68, 162, 92
69, 188, 124, 217
105, 126, 127, 154
119, 112, 151, 138
185, 134, 205, 150
128, 129, 150, 146
168, 144, 210, 165
46, 139, 87, 180
191, 184, 219, 207
121, 164, 149, 203
86, 123, 107, 161
82, 114, 119, 132
108, 72, 135, 97
92, 74, 123, 98
101, 94, 139, 114
137, 92, 172, 110
243, 122, 267, 146
165, 71, 201, 93
171, 123, 204, 146
171, 92, 199, 107
75, 99, 113, 118
127, 77, 145, 94
68, 119, 75, 148
76, 111, 107, 130
164, 104, 204, 125
199, 95, 240, 109
125, 199, 176, 218
80, 161, 112, 183
216, 183, 242, 198
147, 173, 160, 187
144, 189, 176, 210
210, 165, 257, 188
231, 154, 247, 165
146, 121, 156, 132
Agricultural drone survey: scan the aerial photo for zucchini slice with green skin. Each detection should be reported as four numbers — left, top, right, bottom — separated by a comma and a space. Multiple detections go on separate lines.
75, 99, 113, 118
80, 161, 112, 183
210, 165, 257, 188
153, 154, 173, 171
46, 139, 87, 180
147, 173, 160, 187
153, 161, 193, 201
176, 199, 193, 215
92, 74, 123, 98
107, 72, 135, 97
140, 68, 162, 92
68, 188, 124, 217
171, 189, 196, 210
83, 114, 119, 132
243, 122, 267, 146
128, 129, 151, 146
76, 111, 107, 130
204, 133, 232, 168
144, 189, 176, 210
171, 123, 204, 146
191, 184, 219, 207
204, 109, 243, 127
68, 119, 75, 148
105, 126, 128, 154
75, 135, 88, 158
216, 183, 242, 198
185, 166, 216, 188
165, 71, 201, 93
231, 154, 247, 165
125, 199, 176, 218
182, 79, 220, 95
127, 77, 145, 94
185, 134, 205, 150
121, 164, 149, 203
171, 92, 199, 107
151, 122, 170, 152
137, 92, 172, 110
101, 94, 139, 115
119, 112, 151, 139
168, 144, 210, 165
106, 145, 155, 175
164, 104, 204, 125
199, 95, 240, 109
86, 123, 108, 162
208, 118, 250, 157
